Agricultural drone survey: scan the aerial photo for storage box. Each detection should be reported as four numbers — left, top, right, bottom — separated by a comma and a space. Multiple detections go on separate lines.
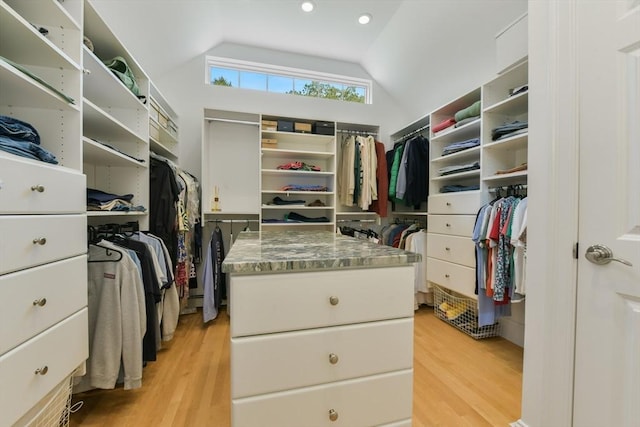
158, 111, 168, 129
149, 101, 160, 123
294, 122, 312, 133
168, 120, 178, 138
313, 121, 335, 135
149, 120, 159, 140
261, 138, 277, 148
277, 120, 293, 132
262, 120, 277, 131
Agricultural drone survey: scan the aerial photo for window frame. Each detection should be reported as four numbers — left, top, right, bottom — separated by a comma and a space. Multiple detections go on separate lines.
206, 56, 372, 104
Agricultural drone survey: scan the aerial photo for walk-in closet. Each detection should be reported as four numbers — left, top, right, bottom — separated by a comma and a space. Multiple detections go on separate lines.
2, 1, 638, 427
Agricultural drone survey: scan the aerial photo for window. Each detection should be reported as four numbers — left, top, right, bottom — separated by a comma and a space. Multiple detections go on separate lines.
207, 56, 372, 104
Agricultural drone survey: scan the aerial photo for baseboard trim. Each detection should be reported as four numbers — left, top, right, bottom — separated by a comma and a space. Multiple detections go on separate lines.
510, 420, 529, 427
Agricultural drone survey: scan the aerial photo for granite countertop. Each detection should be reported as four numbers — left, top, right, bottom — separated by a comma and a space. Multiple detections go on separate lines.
221, 230, 422, 274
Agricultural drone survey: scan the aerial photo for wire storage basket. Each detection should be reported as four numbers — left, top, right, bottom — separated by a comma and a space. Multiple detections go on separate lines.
433, 285, 500, 339
14, 374, 74, 427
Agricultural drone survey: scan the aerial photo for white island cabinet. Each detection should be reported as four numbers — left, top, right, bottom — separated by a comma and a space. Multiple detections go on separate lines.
222, 231, 420, 427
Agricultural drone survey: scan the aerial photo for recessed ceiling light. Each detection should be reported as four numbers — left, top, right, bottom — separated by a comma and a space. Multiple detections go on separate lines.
301, 1, 314, 12
358, 13, 372, 25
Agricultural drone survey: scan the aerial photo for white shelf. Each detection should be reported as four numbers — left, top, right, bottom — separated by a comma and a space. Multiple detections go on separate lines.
83, 98, 147, 144
335, 211, 378, 216
262, 190, 334, 195
261, 148, 334, 158
431, 119, 481, 144
83, 137, 147, 168
262, 206, 332, 210
432, 169, 481, 181
483, 91, 528, 116
483, 170, 528, 183
83, 47, 147, 111
0, 59, 79, 111
149, 135, 177, 160
392, 211, 428, 216
87, 211, 147, 217
483, 133, 528, 151
0, 2, 80, 70
4, 0, 81, 33
431, 146, 481, 163
261, 130, 334, 140
261, 169, 333, 177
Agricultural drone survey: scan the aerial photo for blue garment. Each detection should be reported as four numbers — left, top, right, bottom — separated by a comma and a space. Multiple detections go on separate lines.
0, 115, 40, 144
203, 227, 225, 323
87, 188, 134, 203
0, 135, 58, 164
441, 137, 480, 156
472, 204, 497, 327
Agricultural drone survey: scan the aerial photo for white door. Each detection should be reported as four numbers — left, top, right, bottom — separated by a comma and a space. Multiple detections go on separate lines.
574, 1, 640, 426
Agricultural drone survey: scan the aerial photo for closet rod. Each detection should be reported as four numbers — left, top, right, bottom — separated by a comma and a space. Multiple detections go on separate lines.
336, 219, 377, 223
488, 184, 528, 193
392, 124, 430, 143
337, 129, 378, 136
204, 117, 260, 126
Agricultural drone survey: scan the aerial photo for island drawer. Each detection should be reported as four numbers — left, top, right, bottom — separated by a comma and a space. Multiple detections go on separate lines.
232, 369, 413, 427
229, 266, 414, 337
231, 318, 413, 398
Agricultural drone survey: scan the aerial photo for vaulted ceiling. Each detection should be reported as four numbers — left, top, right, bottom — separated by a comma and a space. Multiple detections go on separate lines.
90, 0, 527, 116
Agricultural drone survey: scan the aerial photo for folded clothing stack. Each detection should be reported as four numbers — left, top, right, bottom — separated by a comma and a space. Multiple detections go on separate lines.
442, 137, 480, 156
87, 188, 146, 212
491, 120, 528, 141
0, 115, 58, 164
277, 161, 321, 171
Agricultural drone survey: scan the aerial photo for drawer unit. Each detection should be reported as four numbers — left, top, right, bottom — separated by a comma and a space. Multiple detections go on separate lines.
0, 255, 87, 354
232, 369, 413, 427
427, 233, 475, 267
231, 318, 413, 398
230, 266, 414, 337
0, 155, 86, 214
428, 214, 476, 237
427, 257, 477, 299
428, 192, 481, 214
0, 309, 88, 427
0, 214, 87, 275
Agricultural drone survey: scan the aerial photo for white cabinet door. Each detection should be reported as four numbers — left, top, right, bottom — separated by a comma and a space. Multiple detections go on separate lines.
573, 2, 640, 426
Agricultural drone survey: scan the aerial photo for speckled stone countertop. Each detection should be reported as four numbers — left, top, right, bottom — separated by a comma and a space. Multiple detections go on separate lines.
221, 230, 421, 274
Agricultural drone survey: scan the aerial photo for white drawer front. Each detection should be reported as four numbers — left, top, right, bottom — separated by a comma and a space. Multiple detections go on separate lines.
0, 309, 88, 427
0, 255, 87, 354
232, 369, 413, 427
427, 233, 475, 268
428, 192, 480, 215
428, 214, 476, 237
427, 257, 477, 299
230, 266, 414, 337
0, 155, 85, 214
0, 215, 86, 275
232, 318, 413, 398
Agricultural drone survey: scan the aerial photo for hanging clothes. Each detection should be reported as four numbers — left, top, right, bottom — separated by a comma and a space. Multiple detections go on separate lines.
203, 226, 226, 323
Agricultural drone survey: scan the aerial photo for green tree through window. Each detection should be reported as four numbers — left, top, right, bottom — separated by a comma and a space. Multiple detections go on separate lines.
290, 81, 365, 103
213, 76, 232, 87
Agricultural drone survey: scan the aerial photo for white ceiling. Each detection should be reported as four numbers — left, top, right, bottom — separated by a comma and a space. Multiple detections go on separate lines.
90, 0, 527, 117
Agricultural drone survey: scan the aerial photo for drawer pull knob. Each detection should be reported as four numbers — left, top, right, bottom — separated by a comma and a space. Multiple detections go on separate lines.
30, 185, 45, 193
329, 296, 339, 306
446, 223, 451, 227
445, 274, 450, 278
446, 202, 452, 206
328, 409, 338, 421
32, 237, 47, 245
33, 298, 47, 307
329, 353, 339, 364
35, 366, 48, 376
445, 247, 451, 251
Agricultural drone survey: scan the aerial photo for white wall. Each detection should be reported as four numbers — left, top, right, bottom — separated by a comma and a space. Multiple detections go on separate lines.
155, 42, 409, 180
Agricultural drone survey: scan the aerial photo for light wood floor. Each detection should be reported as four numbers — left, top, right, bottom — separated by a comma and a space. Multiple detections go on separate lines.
70, 307, 523, 427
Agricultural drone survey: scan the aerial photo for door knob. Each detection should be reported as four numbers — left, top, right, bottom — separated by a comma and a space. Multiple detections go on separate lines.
585, 244, 633, 266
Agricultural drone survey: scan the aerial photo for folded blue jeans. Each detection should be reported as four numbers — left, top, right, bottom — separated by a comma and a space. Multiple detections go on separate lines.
0, 135, 57, 164
0, 115, 40, 145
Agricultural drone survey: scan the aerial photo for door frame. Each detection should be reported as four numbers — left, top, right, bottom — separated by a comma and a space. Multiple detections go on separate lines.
518, 0, 580, 426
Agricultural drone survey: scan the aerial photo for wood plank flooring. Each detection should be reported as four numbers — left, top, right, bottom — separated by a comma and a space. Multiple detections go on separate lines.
70, 307, 523, 427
